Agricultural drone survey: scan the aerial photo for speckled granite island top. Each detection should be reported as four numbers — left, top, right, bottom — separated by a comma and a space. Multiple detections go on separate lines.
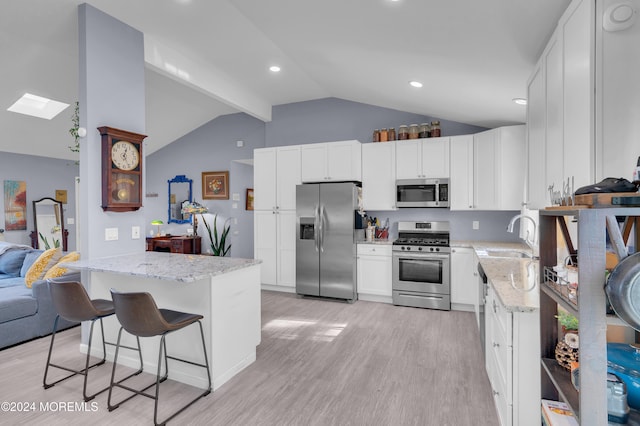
453, 241, 540, 313
61, 251, 262, 283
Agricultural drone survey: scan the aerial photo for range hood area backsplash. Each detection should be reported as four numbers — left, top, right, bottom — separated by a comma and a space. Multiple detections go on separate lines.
365, 209, 522, 243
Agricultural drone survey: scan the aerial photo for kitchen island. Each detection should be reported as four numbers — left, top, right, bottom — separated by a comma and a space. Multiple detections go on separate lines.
63, 252, 261, 390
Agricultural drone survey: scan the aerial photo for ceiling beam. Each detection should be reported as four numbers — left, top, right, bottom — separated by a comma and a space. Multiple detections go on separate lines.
144, 36, 272, 122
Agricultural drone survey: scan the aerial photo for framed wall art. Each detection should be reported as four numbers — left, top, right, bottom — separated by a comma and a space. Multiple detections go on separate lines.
202, 171, 229, 200
246, 188, 254, 210
4, 180, 27, 230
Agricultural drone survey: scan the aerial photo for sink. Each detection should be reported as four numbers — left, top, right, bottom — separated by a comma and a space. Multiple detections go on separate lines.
484, 249, 532, 259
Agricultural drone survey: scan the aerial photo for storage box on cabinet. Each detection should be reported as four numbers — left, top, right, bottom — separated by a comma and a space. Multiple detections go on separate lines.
300, 140, 362, 183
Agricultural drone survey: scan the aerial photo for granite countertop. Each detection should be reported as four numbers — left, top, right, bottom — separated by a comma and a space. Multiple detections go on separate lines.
456, 241, 540, 313
61, 251, 261, 283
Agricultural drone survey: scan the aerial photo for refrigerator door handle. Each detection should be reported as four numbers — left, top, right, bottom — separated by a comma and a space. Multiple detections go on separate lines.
314, 204, 320, 252
319, 204, 325, 252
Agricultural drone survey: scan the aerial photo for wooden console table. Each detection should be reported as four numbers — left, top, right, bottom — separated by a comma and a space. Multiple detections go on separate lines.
146, 235, 201, 254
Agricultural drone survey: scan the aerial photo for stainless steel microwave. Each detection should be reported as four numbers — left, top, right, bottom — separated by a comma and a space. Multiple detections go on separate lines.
395, 178, 449, 208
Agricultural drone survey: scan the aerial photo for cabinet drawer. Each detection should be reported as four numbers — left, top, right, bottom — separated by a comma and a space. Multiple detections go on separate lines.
357, 244, 392, 256
489, 313, 512, 404
488, 347, 512, 426
489, 292, 512, 345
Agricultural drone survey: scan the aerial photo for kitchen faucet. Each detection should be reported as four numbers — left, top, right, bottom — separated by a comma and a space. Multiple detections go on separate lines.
507, 214, 538, 258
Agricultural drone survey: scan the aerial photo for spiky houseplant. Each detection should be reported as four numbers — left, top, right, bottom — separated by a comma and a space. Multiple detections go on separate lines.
202, 214, 231, 256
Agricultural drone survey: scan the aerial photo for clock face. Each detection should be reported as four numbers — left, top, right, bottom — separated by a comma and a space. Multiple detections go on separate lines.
111, 140, 140, 171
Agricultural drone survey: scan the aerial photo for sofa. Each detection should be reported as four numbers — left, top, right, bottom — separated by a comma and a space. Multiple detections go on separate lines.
0, 244, 79, 350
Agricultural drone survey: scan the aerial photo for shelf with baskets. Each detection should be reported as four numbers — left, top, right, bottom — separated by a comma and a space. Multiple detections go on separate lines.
539, 207, 640, 426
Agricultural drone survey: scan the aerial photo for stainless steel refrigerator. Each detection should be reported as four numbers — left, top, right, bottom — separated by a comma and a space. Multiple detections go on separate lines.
296, 182, 359, 301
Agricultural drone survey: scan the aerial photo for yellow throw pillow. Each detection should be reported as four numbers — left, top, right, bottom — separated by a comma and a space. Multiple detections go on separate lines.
43, 251, 80, 280
25, 248, 63, 288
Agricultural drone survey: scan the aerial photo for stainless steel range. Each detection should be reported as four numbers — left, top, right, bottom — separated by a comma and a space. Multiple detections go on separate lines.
392, 221, 451, 310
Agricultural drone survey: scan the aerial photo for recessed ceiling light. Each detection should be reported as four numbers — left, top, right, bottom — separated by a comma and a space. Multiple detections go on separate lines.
512, 98, 527, 105
7, 93, 69, 120
269, 65, 281, 73
409, 81, 423, 88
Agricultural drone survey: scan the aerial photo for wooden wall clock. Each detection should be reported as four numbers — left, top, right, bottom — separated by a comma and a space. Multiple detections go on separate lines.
98, 126, 147, 212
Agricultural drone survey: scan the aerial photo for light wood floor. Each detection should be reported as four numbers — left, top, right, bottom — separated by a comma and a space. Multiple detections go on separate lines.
0, 291, 498, 425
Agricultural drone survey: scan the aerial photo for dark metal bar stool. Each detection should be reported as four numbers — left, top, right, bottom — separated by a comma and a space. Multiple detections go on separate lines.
43, 280, 143, 401
108, 289, 212, 426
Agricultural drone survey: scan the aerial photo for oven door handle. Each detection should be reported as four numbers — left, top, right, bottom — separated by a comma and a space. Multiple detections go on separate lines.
393, 252, 450, 261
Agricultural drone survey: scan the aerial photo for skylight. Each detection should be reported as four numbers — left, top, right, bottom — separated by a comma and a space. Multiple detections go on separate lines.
7, 93, 69, 120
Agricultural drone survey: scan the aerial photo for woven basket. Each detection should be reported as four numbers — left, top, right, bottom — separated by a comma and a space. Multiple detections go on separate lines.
555, 341, 579, 370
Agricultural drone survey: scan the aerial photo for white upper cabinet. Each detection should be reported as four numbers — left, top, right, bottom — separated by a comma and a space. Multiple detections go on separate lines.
464, 126, 525, 211
301, 140, 362, 182
395, 137, 450, 179
473, 129, 499, 210
362, 142, 397, 211
449, 135, 474, 210
254, 146, 301, 211
562, 0, 592, 192
253, 148, 277, 211
450, 127, 525, 212
526, 0, 597, 209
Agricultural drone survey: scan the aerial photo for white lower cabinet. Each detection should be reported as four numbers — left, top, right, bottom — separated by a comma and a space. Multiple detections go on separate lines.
450, 247, 476, 311
254, 210, 296, 290
356, 244, 392, 303
484, 284, 539, 426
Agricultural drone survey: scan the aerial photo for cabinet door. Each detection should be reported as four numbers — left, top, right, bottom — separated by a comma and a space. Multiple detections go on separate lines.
497, 126, 526, 210
301, 144, 327, 182
545, 35, 564, 203
395, 140, 422, 179
421, 137, 450, 178
276, 146, 301, 210
253, 148, 277, 210
450, 135, 474, 210
254, 211, 277, 285
450, 248, 477, 306
527, 61, 547, 210
277, 211, 296, 288
356, 245, 392, 297
474, 129, 498, 210
563, 0, 593, 190
362, 142, 397, 210
327, 141, 361, 181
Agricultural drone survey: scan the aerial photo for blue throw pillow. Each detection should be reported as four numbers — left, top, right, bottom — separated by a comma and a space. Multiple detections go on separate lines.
0, 249, 30, 277
20, 250, 44, 277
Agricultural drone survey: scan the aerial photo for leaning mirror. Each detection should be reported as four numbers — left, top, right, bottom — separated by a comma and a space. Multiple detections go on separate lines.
168, 175, 192, 224
32, 197, 66, 251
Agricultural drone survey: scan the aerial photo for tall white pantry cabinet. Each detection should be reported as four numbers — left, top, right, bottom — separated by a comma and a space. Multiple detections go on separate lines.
526, 0, 640, 209
253, 146, 301, 290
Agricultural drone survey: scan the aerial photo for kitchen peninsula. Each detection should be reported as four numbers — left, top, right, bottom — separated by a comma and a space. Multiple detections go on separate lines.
63, 252, 261, 390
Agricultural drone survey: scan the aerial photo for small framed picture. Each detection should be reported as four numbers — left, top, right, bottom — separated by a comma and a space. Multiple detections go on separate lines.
202, 171, 229, 200
55, 189, 67, 204
246, 188, 254, 210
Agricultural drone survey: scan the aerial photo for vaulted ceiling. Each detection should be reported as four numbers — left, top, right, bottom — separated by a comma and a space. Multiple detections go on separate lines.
0, 0, 570, 161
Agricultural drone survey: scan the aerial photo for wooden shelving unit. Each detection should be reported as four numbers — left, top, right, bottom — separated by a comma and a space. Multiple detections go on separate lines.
539, 207, 640, 426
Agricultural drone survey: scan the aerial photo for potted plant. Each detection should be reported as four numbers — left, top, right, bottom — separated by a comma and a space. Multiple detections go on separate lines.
202, 214, 231, 256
